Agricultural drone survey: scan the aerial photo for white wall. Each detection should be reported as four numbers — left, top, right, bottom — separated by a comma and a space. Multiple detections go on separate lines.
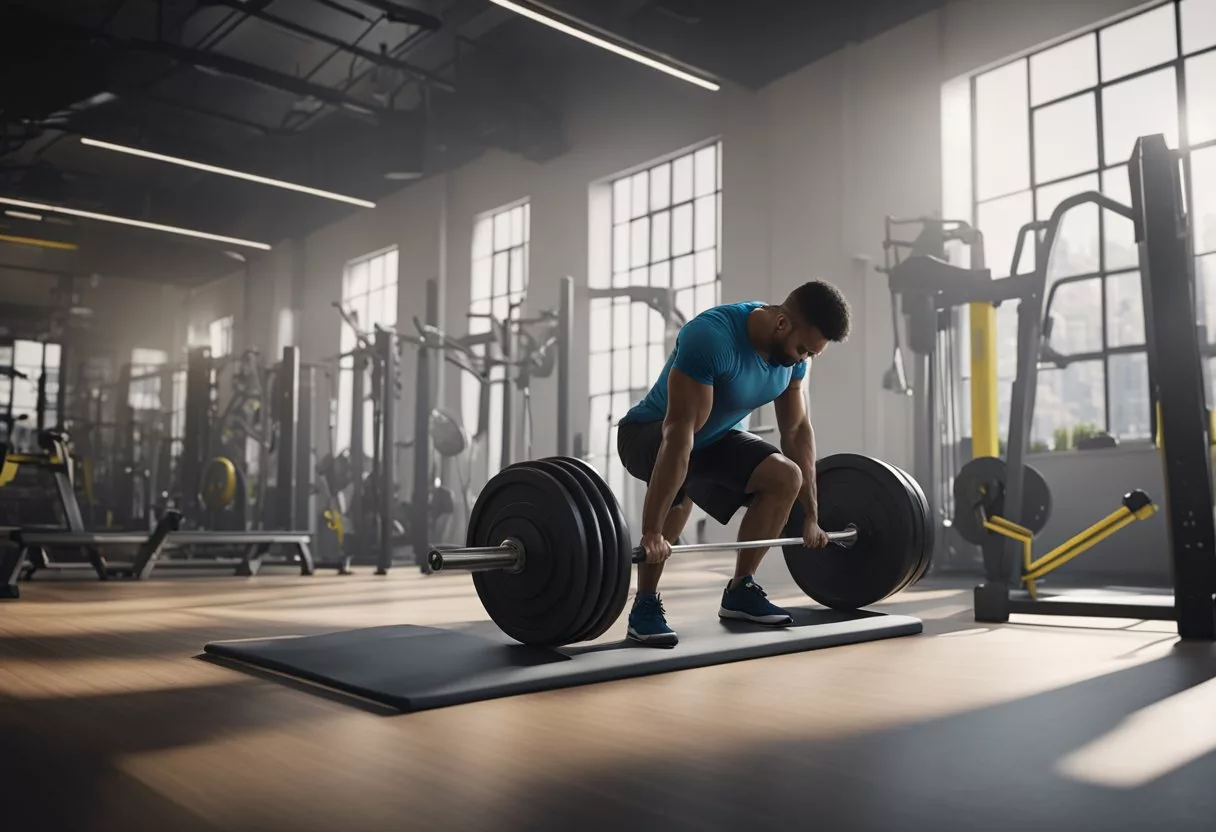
201, 0, 1153, 535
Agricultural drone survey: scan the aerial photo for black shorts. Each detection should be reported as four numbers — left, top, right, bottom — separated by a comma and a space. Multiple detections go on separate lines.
616, 420, 780, 526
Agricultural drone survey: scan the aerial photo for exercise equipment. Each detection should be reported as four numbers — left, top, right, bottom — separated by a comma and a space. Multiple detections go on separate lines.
426, 452, 931, 646
204, 610, 924, 714
951, 456, 1051, 547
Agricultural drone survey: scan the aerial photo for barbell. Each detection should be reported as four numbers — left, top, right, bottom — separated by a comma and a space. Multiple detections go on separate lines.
428, 452, 933, 647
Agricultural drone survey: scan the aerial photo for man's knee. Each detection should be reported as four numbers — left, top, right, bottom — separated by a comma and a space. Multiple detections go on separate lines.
749, 454, 802, 499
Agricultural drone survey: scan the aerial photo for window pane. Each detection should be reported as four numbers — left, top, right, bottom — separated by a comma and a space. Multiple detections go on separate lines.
651, 260, 671, 289
673, 254, 695, 289
1035, 360, 1107, 446
1099, 4, 1177, 81
613, 223, 630, 273
382, 282, 397, 326
674, 288, 695, 321
1194, 145, 1216, 255
1036, 173, 1100, 278
976, 60, 1030, 200
509, 248, 524, 294
672, 203, 693, 256
1200, 254, 1216, 341
523, 203, 531, 243
630, 218, 650, 268
473, 218, 492, 260
493, 251, 508, 297
1109, 352, 1151, 439
1106, 270, 1145, 347
1101, 165, 1140, 270
510, 206, 524, 247
976, 191, 1034, 278
694, 281, 717, 314
1047, 278, 1103, 354
672, 154, 694, 204
1030, 34, 1097, 106
631, 171, 649, 218
590, 299, 611, 351
369, 254, 384, 291
1188, 53, 1216, 145
648, 345, 667, 380
694, 145, 717, 198
694, 195, 715, 251
1183, 0, 1216, 54
1034, 94, 1097, 184
613, 177, 631, 225
613, 298, 630, 345
652, 210, 671, 263
630, 267, 648, 287
650, 163, 671, 210
631, 304, 650, 348
650, 301, 668, 341
472, 257, 491, 300
589, 353, 611, 394
1102, 68, 1180, 166
631, 347, 649, 389
347, 261, 368, 298
695, 249, 717, 286
493, 210, 511, 251
612, 348, 630, 390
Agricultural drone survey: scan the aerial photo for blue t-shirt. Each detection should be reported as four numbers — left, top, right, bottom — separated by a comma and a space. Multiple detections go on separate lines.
620, 301, 807, 448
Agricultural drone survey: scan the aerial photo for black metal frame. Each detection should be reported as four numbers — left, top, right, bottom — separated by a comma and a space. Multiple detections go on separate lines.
974, 135, 1216, 638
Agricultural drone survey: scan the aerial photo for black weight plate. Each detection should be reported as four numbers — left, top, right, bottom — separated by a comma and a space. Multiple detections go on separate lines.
880, 461, 927, 594
526, 459, 605, 644
469, 463, 591, 646
782, 454, 920, 609
558, 456, 632, 642
888, 461, 934, 588
952, 456, 1053, 546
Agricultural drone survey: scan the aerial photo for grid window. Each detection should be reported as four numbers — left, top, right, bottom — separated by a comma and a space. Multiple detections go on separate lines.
336, 247, 399, 457
466, 201, 530, 471
969, 1, 1216, 446
589, 142, 723, 498
129, 348, 167, 412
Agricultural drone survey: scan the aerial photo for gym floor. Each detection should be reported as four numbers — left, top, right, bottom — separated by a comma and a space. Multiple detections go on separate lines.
3, 558, 1214, 832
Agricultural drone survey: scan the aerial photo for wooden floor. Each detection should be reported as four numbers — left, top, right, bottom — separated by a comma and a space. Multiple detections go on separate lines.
3, 553, 1216, 832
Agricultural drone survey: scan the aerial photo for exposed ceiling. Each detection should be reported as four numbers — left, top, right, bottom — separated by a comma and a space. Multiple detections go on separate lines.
0, 0, 945, 290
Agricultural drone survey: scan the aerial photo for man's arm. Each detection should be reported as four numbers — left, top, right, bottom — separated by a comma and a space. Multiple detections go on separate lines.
640, 369, 712, 538
773, 378, 818, 521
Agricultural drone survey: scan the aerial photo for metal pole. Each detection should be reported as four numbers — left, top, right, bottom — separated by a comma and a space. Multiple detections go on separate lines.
275, 346, 300, 531
378, 327, 397, 575
349, 352, 365, 543
428, 526, 858, 572
412, 279, 437, 570
296, 363, 315, 532
500, 308, 513, 469
557, 275, 573, 457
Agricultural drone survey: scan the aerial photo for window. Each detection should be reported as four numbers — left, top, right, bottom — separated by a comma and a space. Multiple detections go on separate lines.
336, 247, 398, 457
4, 340, 61, 448
208, 315, 233, 359
589, 142, 723, 498
129, 348, 168, 411
467, 201, 530, 471
965, 1, 1216, 446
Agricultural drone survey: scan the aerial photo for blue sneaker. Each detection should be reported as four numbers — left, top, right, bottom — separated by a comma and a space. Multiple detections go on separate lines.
627, 593, 679, 646
719, 577, 793, 625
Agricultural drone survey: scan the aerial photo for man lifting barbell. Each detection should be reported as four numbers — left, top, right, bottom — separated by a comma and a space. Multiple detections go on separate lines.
617, 281, 852, 646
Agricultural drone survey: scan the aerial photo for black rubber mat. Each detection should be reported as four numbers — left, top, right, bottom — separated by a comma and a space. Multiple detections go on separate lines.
203, 607, 923, 713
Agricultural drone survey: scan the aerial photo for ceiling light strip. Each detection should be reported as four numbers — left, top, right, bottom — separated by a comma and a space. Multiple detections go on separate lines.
0, 197, 272, 251
80, 137, 377, 209
487, 0, 720, 91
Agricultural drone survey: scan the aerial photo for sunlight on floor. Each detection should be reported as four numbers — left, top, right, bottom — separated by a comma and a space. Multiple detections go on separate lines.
1055, 675, 1216, 788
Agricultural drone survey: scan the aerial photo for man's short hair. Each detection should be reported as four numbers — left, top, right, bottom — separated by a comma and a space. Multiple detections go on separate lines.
786, 280, 851, 342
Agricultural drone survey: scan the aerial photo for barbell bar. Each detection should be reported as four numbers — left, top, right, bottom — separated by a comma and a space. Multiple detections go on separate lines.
427, 525, 859, 572
426, 452, 932, 647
